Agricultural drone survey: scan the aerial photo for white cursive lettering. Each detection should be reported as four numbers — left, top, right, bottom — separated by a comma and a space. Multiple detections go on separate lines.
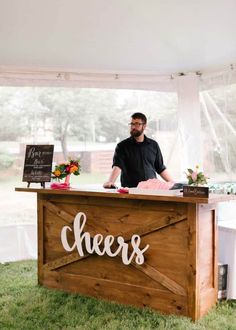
61, 212, 149, 265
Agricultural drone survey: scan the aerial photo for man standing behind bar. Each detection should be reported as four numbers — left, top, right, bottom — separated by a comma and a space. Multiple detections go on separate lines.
103, 112, 173, 188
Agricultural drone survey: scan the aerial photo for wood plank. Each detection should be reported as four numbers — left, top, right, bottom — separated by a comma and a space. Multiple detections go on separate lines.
116, 213, 186, 242
139, 221, 188, 288
43, 201, 74, 224
186, 203, 198, 321
42, 270, 188, 316
198, 205, 218, 317
199, 288, 217, 317
42, 200, 187, 241
131, 261, 186, 296
43, 252, 89, 271
56, 254, 168, 291
37, 194, 44, 285
15, 186, 236, 204
48, 195, 187, 212
213, 208, 218, 291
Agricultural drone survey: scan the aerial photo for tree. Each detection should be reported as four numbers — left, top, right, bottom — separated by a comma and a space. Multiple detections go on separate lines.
39, 88, 81, 159
0, 87, 25, 140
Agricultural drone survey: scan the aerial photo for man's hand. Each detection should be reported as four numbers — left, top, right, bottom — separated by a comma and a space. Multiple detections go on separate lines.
103, 166, 121, 189
103, 182, 117, 189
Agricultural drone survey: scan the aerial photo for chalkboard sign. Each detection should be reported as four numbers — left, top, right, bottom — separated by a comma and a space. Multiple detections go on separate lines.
23, 145, 54, 187
183, 185, 209, 198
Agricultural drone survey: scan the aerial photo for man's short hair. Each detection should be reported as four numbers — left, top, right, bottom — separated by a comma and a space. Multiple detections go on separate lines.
131, 112, 147, 124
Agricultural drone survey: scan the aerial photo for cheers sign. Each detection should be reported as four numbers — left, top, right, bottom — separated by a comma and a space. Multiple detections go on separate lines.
61, 212, 149, 265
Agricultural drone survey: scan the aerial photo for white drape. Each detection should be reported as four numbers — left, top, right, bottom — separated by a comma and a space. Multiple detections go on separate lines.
200, 70, 236, 181
176, 74, 202, 173
0, 224, 37, 263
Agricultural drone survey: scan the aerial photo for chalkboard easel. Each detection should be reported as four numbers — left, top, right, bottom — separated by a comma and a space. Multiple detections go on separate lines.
27, 181, 46, 188
23, 145, 54, 188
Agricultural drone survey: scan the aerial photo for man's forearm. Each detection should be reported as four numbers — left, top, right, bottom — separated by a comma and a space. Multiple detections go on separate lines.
103, 166, 121, 188
108, 166, 121, 183
160, 169, 174, 182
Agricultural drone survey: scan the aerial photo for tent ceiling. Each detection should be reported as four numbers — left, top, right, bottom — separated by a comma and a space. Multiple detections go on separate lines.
0, 0, 236, 75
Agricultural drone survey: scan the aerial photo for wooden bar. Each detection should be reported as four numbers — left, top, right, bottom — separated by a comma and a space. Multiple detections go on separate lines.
15, 187, 235, 320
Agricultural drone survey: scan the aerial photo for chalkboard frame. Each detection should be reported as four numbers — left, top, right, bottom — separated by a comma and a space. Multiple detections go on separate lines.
22, 145, 54, 187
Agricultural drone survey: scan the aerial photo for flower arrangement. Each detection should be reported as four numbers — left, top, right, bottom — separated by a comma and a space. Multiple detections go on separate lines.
52, 158, 80, 180
185, 165, 209, 186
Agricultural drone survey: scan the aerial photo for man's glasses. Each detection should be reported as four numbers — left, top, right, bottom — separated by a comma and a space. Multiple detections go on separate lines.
128, 122, 144, 127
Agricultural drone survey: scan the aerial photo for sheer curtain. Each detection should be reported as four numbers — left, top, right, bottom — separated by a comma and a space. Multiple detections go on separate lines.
200, 69, 236, 182
174, 68, 236, 183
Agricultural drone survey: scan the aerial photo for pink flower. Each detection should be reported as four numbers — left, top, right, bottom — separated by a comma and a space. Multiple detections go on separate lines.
191, 172, 197, 181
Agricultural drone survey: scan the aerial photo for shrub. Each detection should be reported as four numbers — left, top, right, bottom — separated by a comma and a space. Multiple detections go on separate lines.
0, 152, 14, 170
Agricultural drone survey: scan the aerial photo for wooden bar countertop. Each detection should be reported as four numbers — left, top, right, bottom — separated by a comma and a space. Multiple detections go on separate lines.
15, 186, 235, 204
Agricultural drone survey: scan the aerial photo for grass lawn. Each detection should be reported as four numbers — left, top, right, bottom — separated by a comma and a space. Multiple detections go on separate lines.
0, 261, 236, 330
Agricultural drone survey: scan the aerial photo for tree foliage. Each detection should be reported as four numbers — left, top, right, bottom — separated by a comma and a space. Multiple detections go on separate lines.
0, 86, 177, 159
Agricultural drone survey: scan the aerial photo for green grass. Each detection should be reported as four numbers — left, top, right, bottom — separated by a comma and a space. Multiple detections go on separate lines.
0, 261, 236, 330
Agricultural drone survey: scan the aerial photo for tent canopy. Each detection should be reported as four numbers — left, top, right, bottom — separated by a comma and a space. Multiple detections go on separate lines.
0, 0, 235, 75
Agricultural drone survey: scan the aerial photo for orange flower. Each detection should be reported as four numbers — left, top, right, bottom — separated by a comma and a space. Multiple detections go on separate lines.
52, 158, 80, 180
54, 169, 61, 177
69, 165, 78, 173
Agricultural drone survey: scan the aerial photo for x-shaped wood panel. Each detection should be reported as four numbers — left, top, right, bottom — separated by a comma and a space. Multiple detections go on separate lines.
42, 200, 187, 296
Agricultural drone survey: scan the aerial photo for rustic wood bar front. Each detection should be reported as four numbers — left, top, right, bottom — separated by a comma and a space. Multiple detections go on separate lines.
15, 187, 233, 320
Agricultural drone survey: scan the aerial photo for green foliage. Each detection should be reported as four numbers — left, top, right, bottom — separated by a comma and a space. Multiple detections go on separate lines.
0, 87, 26, 140
0, 260, 236, 330
0, 86, 177, 144
186, 167, 208, 186
52, 159, 80, 180
0, 151, 14, 170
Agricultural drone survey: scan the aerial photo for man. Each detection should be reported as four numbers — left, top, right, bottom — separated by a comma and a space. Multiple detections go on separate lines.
103, 112, 173, 188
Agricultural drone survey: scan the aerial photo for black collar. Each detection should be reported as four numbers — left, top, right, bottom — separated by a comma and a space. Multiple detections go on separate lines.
129, 135, 151, 144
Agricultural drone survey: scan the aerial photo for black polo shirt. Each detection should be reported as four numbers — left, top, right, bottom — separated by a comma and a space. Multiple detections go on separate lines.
112, 135, 166, 187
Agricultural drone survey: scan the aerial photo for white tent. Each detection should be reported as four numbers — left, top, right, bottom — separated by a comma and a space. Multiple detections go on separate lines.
0, 0, 235, 86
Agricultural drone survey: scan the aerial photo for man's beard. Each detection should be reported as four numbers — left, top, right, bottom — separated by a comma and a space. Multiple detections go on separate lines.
130, 129, 144, 138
